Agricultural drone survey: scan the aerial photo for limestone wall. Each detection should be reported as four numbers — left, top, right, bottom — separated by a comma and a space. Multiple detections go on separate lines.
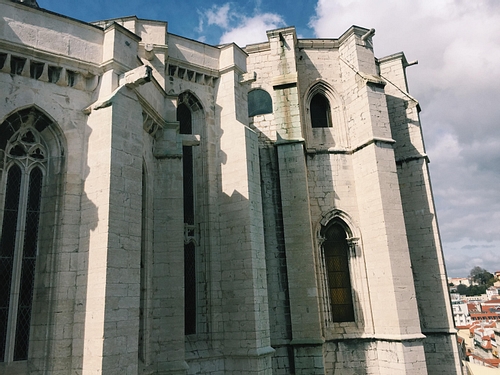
380, 53, 462, 374
0, 1, 462, 373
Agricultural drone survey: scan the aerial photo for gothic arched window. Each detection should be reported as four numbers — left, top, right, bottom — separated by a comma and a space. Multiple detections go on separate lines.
310, 93, 332, 128
248, 89, 272, 117
0, 108, 49, 362
178, 101, 196, 335
322, 222, 355, 323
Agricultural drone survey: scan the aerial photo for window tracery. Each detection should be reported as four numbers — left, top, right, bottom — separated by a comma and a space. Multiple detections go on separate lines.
321, 220, 355, 323
0, 108, 49, 363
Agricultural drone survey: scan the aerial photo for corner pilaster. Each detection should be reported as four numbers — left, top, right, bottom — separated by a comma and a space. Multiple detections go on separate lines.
81, 86, 144, 374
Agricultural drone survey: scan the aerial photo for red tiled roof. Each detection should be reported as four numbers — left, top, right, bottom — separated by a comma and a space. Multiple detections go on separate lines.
469, 354, 500, 368
469, 313, 500, 321
482, 341, 492, 350
482, 300, 500, 305
468, 303, 479, 311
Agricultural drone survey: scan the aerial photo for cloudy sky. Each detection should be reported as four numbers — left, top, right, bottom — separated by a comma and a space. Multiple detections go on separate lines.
40, 0, 500, 277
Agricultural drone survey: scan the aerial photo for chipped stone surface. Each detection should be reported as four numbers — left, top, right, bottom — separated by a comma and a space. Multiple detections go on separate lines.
0, 1, 461, 374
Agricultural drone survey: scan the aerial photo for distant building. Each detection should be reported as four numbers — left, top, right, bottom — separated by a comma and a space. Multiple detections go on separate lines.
473, 329, 495, 359
451, 294, 471, 326
494, 322, 500, 359
486, 286, 500, 299
481, 297, 500, 314
449, 277, 472, 287
466, 295, 487, 303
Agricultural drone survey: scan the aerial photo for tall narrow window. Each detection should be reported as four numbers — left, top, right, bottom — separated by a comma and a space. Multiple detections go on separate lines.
0, 108, 48, 362
178, 103, 197, 335
323, 222, 355, 322
310, 93, 332, 128
139, 166, 146, 363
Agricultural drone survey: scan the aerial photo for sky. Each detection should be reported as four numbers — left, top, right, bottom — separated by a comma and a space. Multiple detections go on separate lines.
40, 0, 500, 277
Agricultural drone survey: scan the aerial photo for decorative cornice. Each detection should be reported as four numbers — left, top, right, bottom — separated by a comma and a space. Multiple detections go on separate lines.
0, 40, 101, 75
306, 137, 396, 156
396, 154, 429, 165
244, 42, 271, 54
297, 39, 339, 50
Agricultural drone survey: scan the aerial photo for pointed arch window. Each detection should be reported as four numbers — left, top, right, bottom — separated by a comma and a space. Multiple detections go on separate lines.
178, 102, 197, 335
322, 222, 355, 323
310, 93, 332, 128
0, 108, 49, 362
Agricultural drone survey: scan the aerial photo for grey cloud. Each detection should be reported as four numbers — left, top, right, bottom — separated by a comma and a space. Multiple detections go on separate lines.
310, 0, 500, 276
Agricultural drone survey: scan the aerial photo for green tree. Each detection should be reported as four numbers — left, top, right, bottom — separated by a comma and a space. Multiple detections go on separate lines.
456, 284, 468, 295
466, 285, 487, 296
469, 266, 494, 286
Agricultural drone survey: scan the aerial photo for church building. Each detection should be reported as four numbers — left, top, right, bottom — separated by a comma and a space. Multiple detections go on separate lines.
0, 0, 462, 373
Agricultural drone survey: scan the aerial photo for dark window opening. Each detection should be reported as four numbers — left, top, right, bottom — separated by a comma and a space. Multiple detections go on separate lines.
30, 62, 44, 80
0, 166, 22, 362
30, 147, 45, 160
67, 70, 77, 87
0, 108, 50, 363
0, 54, 7, 70
195, 73, 203, 84
184, 242, 196, 335
310, 93, 332, 128
10, 57, 26, 76
323, 223, 355, 323
178, 103, 192, 135
21, 131, 35, 143
248, 89, 272, 117
14, 168, 42, 361
48, 66, 61, 83
168, 64, 177, 76
178, 68, 185, 80
139, 166, 146, 363
183, 146, 194, 225
0, 166, 43, 362
178, 103, 196, 335
9, 144, 26, 157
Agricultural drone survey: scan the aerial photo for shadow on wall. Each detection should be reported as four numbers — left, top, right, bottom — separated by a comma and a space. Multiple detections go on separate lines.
386, 93, 455, 371
71, 118, 99, 372
249, 114, 373, 373
386, 94, 444, 329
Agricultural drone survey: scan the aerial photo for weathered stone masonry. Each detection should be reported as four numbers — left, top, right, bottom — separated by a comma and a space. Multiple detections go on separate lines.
0, 0, 461, 374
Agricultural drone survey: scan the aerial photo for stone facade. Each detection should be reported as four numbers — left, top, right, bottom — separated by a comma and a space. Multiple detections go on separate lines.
0, 0, 462, 374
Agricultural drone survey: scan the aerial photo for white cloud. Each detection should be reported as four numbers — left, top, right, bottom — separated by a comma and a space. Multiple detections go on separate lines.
444, 238, 500, 277
206, 3, 232, 29
219, 13, 285, 47
310, 0, 500, 276
197, 3, 286, 47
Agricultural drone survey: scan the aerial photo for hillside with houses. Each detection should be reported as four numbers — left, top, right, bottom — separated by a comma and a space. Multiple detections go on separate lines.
449, 270, 500, 373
